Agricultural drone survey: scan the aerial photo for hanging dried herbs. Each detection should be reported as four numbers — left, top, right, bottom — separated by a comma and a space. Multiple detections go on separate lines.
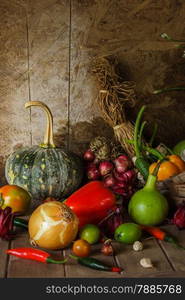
92, 56, 137, 158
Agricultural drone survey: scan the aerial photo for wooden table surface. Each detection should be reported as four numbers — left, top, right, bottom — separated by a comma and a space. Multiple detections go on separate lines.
1, 224, 185, 278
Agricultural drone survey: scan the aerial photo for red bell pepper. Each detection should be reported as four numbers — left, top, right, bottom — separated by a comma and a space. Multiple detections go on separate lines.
65, 181, 116, 227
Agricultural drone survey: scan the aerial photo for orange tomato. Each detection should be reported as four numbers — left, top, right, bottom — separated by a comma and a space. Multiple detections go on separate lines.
72, 239, 91, 257
0, 185, 31, 214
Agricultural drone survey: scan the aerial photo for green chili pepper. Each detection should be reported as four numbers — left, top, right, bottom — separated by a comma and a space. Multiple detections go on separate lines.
13, 218, 28, 229
70, 255, 122, 273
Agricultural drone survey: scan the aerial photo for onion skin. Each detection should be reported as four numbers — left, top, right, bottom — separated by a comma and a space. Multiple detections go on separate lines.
112, 186, 127, 195
101, 241, 114, 256
87, 168, 101, 180
99, 161, 114, 176
114, 155, 130, 173
114, 169, 136, 183
100, 207, 124, 237
103, 175, 116, 187
43, 197, 56, 203
28, 201, 79, 250
84, 149, 95, 162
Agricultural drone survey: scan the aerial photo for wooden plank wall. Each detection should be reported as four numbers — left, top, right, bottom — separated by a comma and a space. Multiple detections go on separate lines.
1, 0, 185, 182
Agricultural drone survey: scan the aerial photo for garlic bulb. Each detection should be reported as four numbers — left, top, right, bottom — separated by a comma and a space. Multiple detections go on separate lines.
133, 241, 143, 251
140, 258, 153, 268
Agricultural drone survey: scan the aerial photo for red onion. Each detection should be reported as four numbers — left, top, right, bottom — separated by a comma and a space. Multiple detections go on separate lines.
0, 206, 19, 240
103, 174, 116, 187
112, 186, 127, 195
114, 169, 136, 183
172, 205, 185, 229
114, 155, 130, 173
101, 240, 114, 256
87, 167, 101, 180
85, 162, 97, 171
99, 207, 124, 237
99, 161, 114, 176
83, 149, 95, 162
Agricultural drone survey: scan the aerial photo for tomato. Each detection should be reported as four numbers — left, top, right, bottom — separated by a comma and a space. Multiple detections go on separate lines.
72, 239, 91, 257
0, 185, 31, 214
114, 223, 142, 244
80, 224, 100, 244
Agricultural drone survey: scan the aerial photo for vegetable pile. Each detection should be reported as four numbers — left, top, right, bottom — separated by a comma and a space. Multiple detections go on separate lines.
83, 137, 136, 201
1, 96, 185, 275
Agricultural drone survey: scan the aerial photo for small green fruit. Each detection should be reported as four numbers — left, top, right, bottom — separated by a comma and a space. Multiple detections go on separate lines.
80, 224, 100, 244
173, 140, 185, 158
128, 188, 168, 226
114, 223, 142, 244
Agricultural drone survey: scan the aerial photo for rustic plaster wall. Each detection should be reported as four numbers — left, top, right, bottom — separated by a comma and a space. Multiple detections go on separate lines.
0, 0, 185, 180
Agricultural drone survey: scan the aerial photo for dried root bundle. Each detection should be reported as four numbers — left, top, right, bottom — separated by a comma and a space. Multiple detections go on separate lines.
92, 56, 136, 158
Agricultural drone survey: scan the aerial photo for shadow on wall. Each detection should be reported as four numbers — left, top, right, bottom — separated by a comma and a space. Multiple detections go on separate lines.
69, 117, 114, 155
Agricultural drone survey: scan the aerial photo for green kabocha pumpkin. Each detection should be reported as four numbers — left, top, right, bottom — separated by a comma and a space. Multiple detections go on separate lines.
5, 101, 84, 208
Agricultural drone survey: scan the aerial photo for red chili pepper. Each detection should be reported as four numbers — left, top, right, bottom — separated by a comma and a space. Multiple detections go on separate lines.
65, 181, 116, 227
141, 225, 185, 250
6, 248, 67, 264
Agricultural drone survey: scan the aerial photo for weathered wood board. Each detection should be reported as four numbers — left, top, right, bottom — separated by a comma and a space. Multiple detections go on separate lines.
1, 0, 185, 168
114, 238, 173, 276
0, 0, 31, 184
1, 0, 185, 279
0, 240, 9, 278
7, 231, 65, 278
64, 244, 121, 278
0, 226, 184, 278
27, 0, 70, 149
159, 225, 185, 273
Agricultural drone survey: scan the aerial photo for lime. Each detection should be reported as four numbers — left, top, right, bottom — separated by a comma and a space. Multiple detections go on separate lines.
114, 223, 142, 244
80, 224, 101, 244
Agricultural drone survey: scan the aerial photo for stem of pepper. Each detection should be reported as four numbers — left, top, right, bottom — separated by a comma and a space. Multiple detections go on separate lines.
69, 254, 78, 260
47, 257, 68, 264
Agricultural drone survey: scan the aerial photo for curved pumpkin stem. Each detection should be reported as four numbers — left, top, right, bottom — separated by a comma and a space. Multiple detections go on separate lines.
25, 101, 55, 148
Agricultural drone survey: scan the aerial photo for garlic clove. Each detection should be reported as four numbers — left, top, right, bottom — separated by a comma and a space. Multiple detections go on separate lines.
140, 258, 153, 268
133, 241, 143, 251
